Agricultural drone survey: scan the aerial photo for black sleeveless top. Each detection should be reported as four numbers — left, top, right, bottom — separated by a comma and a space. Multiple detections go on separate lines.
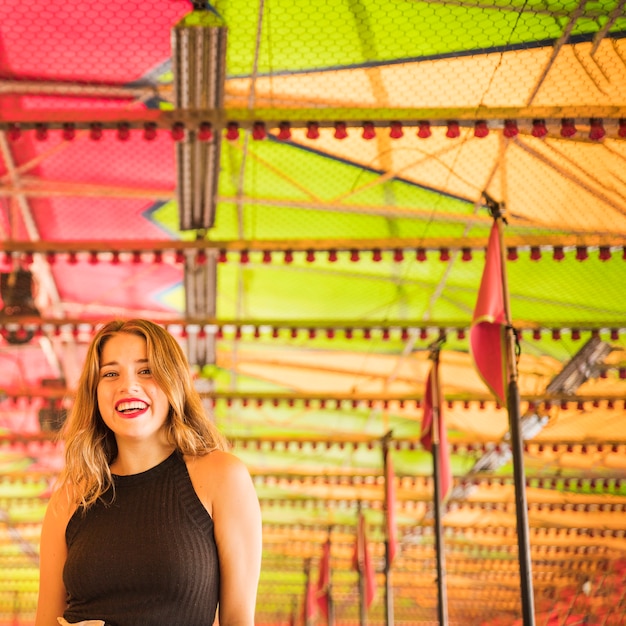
63, 451, 220, 626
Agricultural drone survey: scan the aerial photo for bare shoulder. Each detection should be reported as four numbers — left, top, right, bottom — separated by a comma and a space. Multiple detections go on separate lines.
188, 448, 250, 478
185, 450, 255, 515
44, 483, 77, 528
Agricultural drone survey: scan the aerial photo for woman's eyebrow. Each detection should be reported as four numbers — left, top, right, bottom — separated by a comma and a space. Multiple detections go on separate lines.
100, 358, 149, 369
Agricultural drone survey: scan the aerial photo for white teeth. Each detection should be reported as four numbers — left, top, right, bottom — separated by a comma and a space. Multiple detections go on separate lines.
117, 401, 147, 413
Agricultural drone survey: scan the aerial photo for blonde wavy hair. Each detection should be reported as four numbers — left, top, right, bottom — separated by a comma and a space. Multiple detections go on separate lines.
57, 319, 228, 509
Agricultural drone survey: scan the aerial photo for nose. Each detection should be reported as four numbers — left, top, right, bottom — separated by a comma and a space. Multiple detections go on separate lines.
118, 370, 141, 394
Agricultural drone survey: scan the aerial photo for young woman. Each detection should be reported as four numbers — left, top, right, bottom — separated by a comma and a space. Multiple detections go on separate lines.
35, 319, 262, 626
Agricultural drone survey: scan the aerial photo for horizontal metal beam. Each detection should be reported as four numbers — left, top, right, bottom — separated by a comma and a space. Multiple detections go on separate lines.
2, 106, 626, 126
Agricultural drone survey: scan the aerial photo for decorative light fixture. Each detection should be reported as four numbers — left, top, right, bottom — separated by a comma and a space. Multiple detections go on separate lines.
172, 7, 227, 230
546, 336, 612, 395
0, 269, 41, 344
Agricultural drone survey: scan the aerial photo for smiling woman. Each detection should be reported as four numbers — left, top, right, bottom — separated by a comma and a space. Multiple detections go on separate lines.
35, 319, 262, 626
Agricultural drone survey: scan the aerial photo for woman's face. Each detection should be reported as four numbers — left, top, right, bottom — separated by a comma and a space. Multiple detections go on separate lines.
97, 332, 170, 444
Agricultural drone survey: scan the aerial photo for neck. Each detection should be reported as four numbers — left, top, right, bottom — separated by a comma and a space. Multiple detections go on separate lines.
111, 441, 176, 476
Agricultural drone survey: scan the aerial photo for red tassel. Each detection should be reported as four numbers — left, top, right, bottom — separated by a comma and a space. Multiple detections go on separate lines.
389, 121, 403, 139
7, 123, 21, 141
560, 118, 577, 137
62, 123, 76, 141
225, 122, 239, 141
143, 122, 157, 141
252, 122, 266, 140
117, 123, 130, 141
35, 123, 48, 141
171, 122, 186, 141
306, 122, 320, 139
553, 246, 564, 261
334, 122, 348, 140
277, 122, 291, 140
530, 246, 542, 260
372, 249, 382, 262
305, 249, 315, 263
531, 119, 548, 138
445, 121, 460, 138
416, 248, 427, 262
507, 246, 518, 261
461, 248, 472, 261
589, 118, 605, 141
90, 123, 103, 141
576, 246, 588, 261
198, 122, 213, 141
415, 120, 430, 139
362, 122, 376, 140
503, 119, 518, 138
619, 118, 626, 138
599, 246, 611, 261
439, 247, 450, 261
474, 120, 489, 138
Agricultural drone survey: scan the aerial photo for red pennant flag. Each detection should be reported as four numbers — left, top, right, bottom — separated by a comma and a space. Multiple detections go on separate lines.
384, 447, 398, 564
470, 220, 509, 405
303, 572, 317, 623
420, 358, 452, 501
352, 511, 377, 608
316, 539, 331, 617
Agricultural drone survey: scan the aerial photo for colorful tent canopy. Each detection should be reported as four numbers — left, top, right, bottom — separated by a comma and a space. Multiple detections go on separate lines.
1, 1, 625, 624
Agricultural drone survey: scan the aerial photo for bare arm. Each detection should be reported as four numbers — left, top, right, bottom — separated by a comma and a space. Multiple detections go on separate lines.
35, 488, 74, 626
200, 451, 262, 626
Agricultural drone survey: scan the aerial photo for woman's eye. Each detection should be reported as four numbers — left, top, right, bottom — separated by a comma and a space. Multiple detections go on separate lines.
139, 368, 151, 375
101, 371, 117, 378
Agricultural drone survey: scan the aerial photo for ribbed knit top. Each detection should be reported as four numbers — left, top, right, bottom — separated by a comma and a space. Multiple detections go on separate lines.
63, 451, 220, 626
